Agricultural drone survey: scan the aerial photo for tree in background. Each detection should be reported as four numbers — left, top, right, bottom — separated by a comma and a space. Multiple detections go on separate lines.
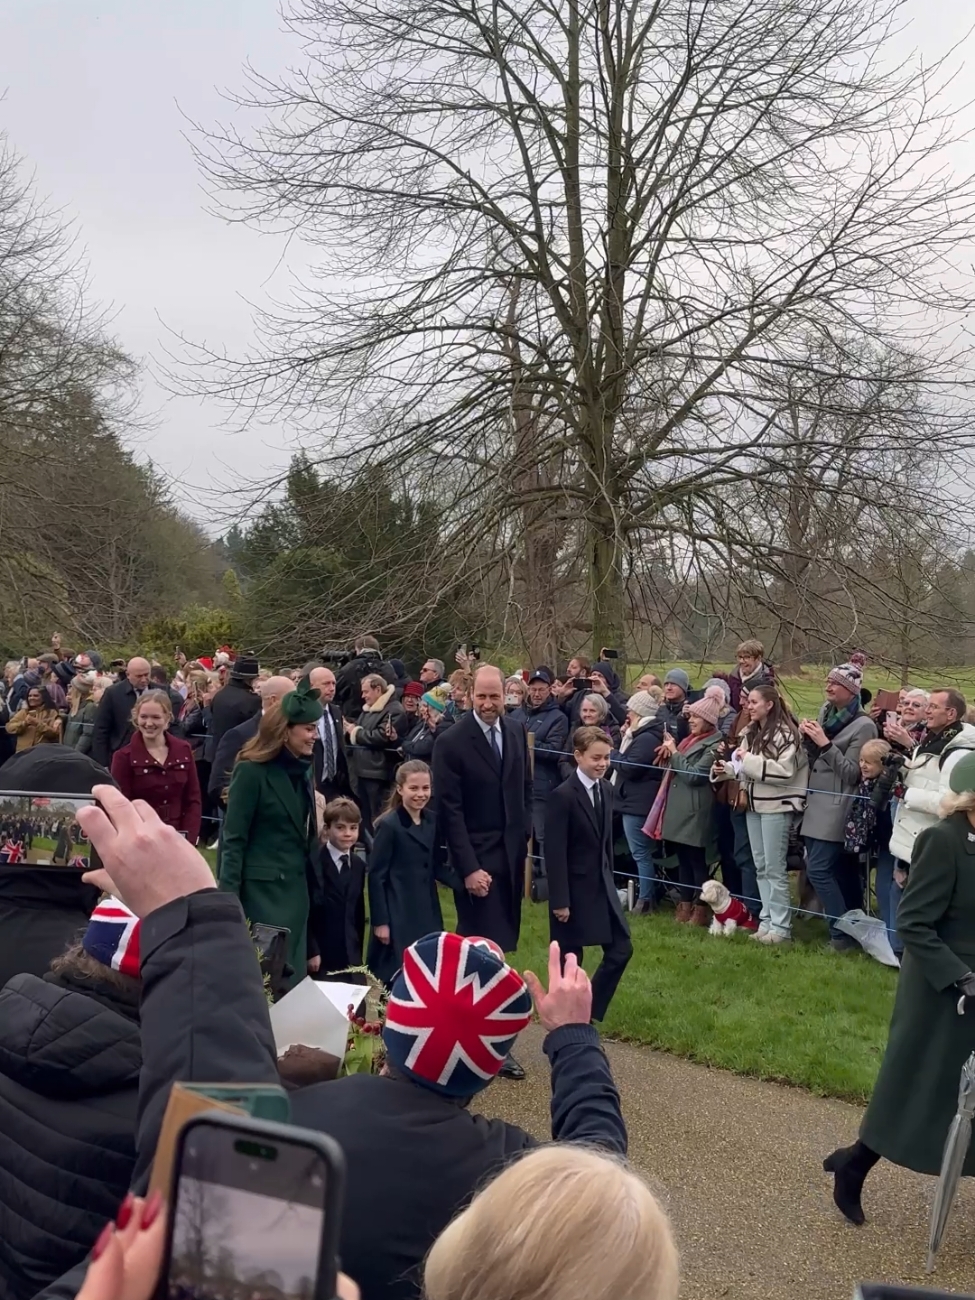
183, 0, 975, 663
0, 133, 226, 656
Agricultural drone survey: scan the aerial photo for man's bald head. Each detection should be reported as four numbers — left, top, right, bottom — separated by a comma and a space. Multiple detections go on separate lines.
127, 657, 151, 690
260, 675, 297, 712
472, 664, 505, 726
308, 665, 337, 703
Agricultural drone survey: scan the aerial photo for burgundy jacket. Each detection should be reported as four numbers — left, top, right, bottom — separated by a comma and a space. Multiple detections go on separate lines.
110, 731, 202, 843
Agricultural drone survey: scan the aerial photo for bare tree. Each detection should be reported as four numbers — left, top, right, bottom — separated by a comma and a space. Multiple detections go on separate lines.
182, 0, 975, 656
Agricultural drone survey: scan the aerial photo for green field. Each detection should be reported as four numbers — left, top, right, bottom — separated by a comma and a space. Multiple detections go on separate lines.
440, 893, 896, 1103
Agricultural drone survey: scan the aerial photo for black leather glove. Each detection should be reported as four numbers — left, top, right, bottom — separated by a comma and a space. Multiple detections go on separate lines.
957, 972, 975, 998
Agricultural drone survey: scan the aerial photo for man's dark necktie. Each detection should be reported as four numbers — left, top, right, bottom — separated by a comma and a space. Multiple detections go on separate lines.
592, 781, 602, 815
339, 853, 349, 873
324, 716, 336, 780
490, 725, 501, 765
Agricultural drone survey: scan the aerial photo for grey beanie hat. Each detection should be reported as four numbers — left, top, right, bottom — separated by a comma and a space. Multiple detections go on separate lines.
627, 691, 659, 719
664, 667, 691, 692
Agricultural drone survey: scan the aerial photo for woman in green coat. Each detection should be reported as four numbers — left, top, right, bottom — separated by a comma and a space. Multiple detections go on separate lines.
219, 677, 323, 987
656, 695, 723, 926
824, 748, 975, 1225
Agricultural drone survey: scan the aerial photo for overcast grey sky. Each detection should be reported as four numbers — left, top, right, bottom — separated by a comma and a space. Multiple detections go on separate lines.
3, 0, 973, 526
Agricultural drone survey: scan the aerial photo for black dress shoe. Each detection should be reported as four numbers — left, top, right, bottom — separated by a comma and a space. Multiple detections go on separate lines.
823, 1142, 879, 1225
498, 1053, 526, 1081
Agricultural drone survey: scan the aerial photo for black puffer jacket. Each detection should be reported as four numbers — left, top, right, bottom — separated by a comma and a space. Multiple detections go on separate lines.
0, 970, 140, 1300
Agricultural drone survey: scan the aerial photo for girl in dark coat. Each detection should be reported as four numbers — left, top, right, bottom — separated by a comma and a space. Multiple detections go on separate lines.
824, 749, 975, 1225
367, 760, 456, 985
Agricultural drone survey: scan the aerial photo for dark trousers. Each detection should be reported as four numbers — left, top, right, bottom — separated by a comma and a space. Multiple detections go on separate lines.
357, 778, 390, 835
731, 808, 760, 918
803, 836, 848, 939
673, 842, 709, 903
562, 911, 633, 1022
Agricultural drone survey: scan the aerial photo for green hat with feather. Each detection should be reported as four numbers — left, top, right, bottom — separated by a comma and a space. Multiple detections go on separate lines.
280, 675, 324, 725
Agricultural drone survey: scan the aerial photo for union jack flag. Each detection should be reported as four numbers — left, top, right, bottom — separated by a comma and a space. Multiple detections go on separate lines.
383, 932, 533, 1097
0, 841, 24, 864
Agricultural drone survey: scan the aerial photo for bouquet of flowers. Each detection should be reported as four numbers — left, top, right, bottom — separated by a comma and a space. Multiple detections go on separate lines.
338, 967, 388, 1076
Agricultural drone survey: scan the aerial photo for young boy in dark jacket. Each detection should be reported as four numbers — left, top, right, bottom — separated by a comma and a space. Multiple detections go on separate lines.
546, 726, 633, 1023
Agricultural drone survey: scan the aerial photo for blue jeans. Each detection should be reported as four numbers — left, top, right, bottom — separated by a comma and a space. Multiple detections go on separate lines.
746, 811, 793, 938
875, 849, 904, 955
803, 837, 848, 939
623, 814, 657, 903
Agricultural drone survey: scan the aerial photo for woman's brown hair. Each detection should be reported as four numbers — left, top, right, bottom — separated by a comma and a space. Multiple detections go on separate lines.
238, 705, 289, 765
744, 684, 799, 756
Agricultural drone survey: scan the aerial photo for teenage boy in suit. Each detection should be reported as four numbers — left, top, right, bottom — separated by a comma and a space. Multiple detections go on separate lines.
545, 725, 633, 1022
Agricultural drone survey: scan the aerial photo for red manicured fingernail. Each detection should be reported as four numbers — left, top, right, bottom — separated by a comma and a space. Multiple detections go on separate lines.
141, 1190, 163, 1231
92, 1222, 114, 1261
116, 1192, 135, 1231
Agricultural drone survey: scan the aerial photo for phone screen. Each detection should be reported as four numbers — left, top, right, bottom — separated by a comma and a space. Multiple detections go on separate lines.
0, 791, 100, 870
169, 1125, 329, 1300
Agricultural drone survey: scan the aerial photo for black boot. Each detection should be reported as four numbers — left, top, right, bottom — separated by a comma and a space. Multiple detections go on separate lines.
823, 1141, 879, 1225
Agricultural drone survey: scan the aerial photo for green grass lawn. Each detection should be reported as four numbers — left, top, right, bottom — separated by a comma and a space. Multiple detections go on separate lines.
443, 893, 897, 1103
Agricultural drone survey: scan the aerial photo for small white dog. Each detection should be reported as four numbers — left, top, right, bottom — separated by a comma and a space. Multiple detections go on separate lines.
700, 879, 758, 935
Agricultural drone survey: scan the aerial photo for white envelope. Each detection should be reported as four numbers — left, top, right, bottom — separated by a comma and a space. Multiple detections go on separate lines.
269, 978, 369, 1061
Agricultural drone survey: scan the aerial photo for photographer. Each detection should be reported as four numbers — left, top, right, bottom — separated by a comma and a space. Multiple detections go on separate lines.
334, 636, 398, 721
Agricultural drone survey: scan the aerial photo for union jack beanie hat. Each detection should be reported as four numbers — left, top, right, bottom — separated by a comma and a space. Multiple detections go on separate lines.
82, 897, 142, 978
383, 931, 533, 1098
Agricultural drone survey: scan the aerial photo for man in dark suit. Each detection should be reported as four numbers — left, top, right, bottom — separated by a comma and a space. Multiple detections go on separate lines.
209, 655, 261, 750
432, 664, 532, 1078
208, 675, 296, 805
306, 665, 350, 802
90, 657, 151, 767
545, 725, 633, 1023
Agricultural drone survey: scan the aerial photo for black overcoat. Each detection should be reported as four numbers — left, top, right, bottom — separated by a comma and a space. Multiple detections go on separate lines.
544, 774, 628, 949
432, 710, 532, 953
366, 807, 452, 985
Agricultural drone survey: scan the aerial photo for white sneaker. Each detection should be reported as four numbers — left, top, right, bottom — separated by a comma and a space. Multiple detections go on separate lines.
760, 931, 792, 945
750, 927, 770, 941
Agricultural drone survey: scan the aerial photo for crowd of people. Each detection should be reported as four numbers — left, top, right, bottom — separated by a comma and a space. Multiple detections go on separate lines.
3, 630, 975, 1300
3, 634, 974, 980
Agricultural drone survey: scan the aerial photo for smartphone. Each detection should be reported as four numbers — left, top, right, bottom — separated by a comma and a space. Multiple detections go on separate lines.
0, 791, 101, 870
572, 676, 590, 690
161, 1112, 345, 1300
469, 644, 481, 661
602, 648, 621, 659
885, 711, 898, 727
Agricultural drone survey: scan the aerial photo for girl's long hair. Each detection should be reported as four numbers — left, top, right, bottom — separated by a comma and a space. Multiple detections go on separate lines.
238, 705, 289, 765
744, 684, 799, 756
379, 759, 431, 820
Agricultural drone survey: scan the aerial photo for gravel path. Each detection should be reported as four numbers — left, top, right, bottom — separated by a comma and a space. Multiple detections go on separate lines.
484, 1026, 975, 1298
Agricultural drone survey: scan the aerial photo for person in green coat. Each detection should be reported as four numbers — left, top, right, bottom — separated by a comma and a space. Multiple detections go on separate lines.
656, 695, 723, 926
219, 675, 324, 987
823, 748, 975, 1225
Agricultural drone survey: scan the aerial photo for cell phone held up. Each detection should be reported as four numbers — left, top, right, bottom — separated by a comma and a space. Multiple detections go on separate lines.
159, 1111, 345, 1300
0, 791, 101, 871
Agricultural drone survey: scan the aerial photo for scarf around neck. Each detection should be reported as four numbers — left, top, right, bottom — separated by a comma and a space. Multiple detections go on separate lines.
821, 698, 861, 739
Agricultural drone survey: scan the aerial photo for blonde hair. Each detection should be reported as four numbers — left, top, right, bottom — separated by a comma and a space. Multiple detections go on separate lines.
131, 688, 173, 725
859, 739, 891, 767
423, 1146, 679, 1300
941, 790, 975, 818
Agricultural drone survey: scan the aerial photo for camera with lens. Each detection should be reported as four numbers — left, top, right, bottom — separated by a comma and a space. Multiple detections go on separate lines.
320, 648, 354, 667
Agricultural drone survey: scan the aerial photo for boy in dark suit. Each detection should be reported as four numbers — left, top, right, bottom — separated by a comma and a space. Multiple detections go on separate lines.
545, 725, 633, 1022
308, 797, 367, 979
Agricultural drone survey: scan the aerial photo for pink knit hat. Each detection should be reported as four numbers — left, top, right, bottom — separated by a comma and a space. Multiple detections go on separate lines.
686, 695, 721, 728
